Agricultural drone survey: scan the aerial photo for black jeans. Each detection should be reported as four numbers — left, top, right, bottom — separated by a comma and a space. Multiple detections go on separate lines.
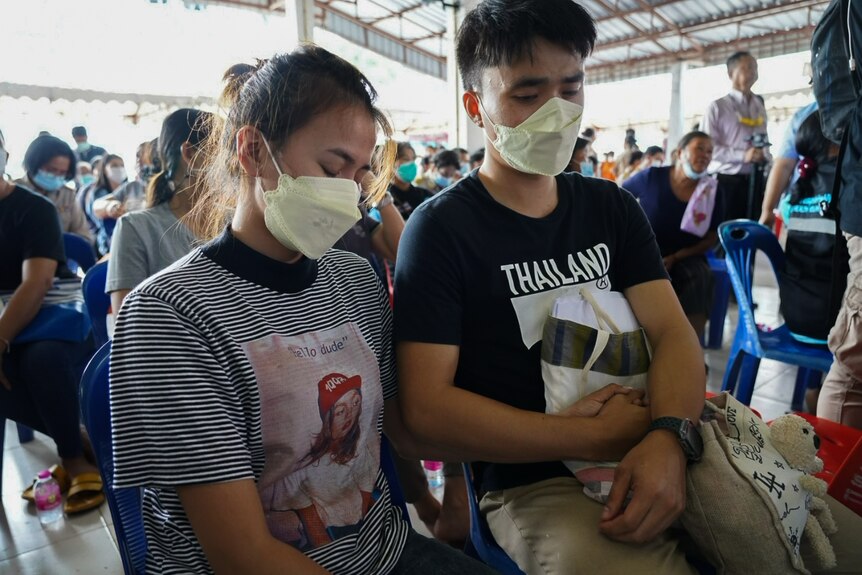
0, 338, 94, 459
390, 530, 498, 574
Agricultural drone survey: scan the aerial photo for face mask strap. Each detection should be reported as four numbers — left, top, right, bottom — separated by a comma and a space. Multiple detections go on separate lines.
259, 135, 284, 178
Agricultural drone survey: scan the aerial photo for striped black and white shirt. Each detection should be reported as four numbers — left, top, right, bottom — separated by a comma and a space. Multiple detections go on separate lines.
110, 228, 409, 574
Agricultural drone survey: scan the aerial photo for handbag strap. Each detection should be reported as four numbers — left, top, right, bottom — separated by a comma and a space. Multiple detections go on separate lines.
578, 287, 621, 333
580, 330, 611, 387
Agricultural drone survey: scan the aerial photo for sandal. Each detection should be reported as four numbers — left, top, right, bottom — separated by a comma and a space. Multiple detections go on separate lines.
63, 473, 105, 515
21, 464, 71, 503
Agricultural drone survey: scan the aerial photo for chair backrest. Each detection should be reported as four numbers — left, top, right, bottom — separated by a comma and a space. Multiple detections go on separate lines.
63, 232, 97, 274
80, 342, 148, 574
718, 220, 786, 354
461, 463, 526, 575
82, 262, 111, 346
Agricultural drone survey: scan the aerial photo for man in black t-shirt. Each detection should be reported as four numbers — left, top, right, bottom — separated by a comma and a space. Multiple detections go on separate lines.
394, 2, 706, 573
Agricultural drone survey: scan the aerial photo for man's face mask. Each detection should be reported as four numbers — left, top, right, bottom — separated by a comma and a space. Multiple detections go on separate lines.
260, 137, 361, 260
480, 96, 583, 176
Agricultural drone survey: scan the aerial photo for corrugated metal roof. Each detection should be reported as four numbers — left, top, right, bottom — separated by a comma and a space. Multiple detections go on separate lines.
205, 0, 830, 84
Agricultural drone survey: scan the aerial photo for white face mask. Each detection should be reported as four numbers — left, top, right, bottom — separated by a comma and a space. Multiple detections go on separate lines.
260, 138, 361, 260
481, 96, 583, 176
107, 166, 127, 185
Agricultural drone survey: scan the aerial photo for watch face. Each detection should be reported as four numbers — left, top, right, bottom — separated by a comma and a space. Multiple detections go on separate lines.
683, 420, 704, 462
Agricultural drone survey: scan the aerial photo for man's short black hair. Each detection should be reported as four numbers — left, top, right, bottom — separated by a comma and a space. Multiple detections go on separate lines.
469, 148, 485, 164
574, 137, 589, 153
434, 149, 461, 169
456, 0, 596, 91
71, 125, 87, 137
726, 51, 753, 73
644, 145, 664, 157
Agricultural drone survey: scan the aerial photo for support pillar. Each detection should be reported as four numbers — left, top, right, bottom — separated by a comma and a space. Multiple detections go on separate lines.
284, 0, 315, 48
667, 61, 688, 154
446, 0, 484, 153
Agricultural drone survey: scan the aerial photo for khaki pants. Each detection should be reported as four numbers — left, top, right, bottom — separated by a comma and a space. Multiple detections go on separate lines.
481, 476, 862, 575
818, 233, 862, 429
481, 477, 696, 575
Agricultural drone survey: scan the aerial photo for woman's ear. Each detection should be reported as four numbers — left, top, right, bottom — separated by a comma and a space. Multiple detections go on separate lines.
236, 126, 268, 177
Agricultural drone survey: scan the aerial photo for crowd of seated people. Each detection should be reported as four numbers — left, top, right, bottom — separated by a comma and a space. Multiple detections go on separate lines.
2, 1, 862, 573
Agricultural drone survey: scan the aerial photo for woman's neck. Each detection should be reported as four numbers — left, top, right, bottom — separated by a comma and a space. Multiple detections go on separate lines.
670, 165, 697, 199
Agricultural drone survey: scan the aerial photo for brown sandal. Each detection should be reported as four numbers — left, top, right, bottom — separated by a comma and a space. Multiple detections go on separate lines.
21, 464, 71, 503
63, 473, 105, 515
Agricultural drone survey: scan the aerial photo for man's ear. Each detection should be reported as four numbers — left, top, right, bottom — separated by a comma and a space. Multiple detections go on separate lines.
236, 126, 268, 177
463, 91, 483, 128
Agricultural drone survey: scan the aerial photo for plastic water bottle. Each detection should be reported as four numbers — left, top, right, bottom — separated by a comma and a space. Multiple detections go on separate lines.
423, 460, 444, 489
34, 470, 63, 525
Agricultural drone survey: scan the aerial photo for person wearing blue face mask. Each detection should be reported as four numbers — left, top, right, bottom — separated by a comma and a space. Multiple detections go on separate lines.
389, 142, 433, 220
16, 135, 92, 241
71, 126, 107, 164
430, 149, 461, 193
622, 131, 724, 341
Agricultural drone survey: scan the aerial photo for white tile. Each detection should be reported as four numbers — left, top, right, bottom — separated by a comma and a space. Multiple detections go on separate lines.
0, 527, 122, 574
0, 496, 107, 561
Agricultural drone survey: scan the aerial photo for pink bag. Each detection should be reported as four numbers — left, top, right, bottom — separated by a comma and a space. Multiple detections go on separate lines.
680, 177, 718, 237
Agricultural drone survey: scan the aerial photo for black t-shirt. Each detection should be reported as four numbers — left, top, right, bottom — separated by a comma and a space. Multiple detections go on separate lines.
394, 171, 667, 491
333, 203, 381, 262
389, 183, 433, 220
0, 186, 68, 291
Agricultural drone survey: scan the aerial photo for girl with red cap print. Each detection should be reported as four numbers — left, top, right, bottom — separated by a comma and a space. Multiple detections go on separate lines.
107, 45, 498, 575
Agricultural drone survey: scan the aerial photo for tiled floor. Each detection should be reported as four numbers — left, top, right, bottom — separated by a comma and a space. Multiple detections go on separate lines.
0, 254, 810, 573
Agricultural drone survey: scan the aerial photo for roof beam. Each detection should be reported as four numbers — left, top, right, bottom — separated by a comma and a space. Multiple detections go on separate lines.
631, 0, 704, 53
588, 25, 815, 84
361, 0, 443, 39
367, 2, 424, 24
593, 0, 684, 24
594, 0, 825, 54
591, 0, 674, 55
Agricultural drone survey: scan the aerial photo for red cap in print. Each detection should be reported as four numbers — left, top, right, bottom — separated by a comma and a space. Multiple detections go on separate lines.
317, 373, 362, 419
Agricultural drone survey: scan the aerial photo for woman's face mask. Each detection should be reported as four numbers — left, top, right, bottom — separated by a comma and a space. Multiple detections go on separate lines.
680, 150, 709, 180
107, 166, 127, 185
481, 96, 583, 176
260, 138, 361, 260
396, 161, 417, 183
33, 170, 67, 192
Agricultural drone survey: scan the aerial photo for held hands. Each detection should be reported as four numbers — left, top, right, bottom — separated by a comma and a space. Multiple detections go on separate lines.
558, 384, 647, 418
599, 429, 687, 544
107, 201, 126, 219
662, 254, 677, 271
559, 385, 651, 461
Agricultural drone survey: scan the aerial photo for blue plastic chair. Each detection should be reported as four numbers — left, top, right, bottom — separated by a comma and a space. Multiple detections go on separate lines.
461, 463, 526, 575
80, 342, 147, 574
63, 232, 97, 274
705, 250, 731, 350
82, 262, 111, 346
718, 220, 833, 411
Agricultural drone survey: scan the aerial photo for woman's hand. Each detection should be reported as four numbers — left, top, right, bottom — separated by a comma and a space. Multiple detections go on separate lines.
106, 200, 125, 219
558, 384, 647, 418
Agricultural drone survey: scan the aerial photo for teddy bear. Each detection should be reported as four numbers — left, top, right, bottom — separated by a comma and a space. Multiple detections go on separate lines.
769, 414, 838, 570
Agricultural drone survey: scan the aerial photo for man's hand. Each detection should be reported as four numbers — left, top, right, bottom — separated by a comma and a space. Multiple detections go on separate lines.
558, 384, 647, 418
744, 147, 765, 164
107, 201, 126, 219
759, 210, 776, 228
598, 429, 687, 544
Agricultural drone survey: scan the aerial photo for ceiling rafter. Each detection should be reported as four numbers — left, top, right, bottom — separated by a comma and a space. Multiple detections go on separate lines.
595, 0, 824, 53
592, 0, 674, 55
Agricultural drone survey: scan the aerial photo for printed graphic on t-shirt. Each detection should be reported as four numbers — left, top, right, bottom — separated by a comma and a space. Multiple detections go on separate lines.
500, 243, 611, 348
241, 323, 383, 552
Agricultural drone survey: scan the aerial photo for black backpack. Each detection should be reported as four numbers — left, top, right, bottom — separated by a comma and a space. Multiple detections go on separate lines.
806, 0, 860, 339
812, 0, 861, 143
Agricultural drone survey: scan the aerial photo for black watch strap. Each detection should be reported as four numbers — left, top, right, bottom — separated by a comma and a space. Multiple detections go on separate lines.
648, 417, 703, 462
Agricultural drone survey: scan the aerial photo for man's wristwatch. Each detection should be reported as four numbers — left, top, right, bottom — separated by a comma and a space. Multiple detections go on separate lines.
648, 417, 703, 462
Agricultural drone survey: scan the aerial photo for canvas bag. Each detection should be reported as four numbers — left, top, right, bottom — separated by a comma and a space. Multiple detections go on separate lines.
541, 287, 650, 501
680, 176, 718, 238
682, 392, 813, 574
